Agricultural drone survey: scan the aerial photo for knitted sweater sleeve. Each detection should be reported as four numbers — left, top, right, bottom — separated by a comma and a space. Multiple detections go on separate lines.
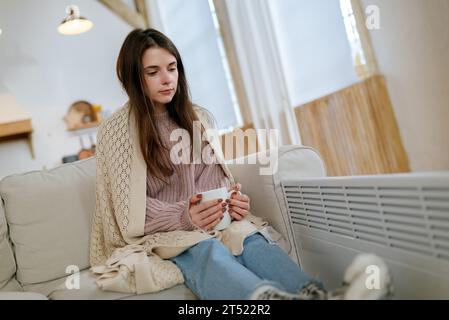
144, 197, 197, 234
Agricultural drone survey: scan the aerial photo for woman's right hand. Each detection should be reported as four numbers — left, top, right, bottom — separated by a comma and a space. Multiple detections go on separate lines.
188, 194, 226, 231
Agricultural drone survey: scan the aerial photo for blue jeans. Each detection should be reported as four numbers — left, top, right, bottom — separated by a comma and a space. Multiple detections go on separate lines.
171, 233, 321, 300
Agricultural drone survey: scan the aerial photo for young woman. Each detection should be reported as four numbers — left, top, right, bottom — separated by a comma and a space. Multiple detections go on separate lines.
90, 28, 391, 300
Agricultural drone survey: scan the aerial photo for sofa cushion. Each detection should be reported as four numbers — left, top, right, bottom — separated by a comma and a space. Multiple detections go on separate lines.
0, 278, 23, 292
226, 145, 326, 264
0, 158, 96, 285
19, 269, 196, 300
0, 291, 48, 300
28, 269, 196, 300
0, 196, 17, 289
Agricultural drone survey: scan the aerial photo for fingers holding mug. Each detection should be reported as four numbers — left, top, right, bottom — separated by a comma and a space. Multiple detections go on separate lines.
228, 205, 248, 221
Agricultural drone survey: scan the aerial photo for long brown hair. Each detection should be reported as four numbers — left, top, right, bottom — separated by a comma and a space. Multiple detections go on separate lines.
116, 28, 199, 182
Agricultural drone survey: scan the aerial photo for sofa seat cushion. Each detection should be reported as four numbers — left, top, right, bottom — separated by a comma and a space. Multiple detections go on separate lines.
0, 291, 48, 300
0, 197, 17, 290
0, 158, 96, 285
0, 278, 23, 292
23, 269, 197, 300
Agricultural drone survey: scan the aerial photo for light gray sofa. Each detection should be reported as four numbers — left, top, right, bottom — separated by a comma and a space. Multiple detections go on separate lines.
0, 145, 325, 300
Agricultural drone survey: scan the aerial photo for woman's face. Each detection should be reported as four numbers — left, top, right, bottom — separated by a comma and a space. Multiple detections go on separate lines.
142, 47, 178, 111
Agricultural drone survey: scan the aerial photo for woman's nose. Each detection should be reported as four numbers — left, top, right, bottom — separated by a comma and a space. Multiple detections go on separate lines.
161, 71, 172, 84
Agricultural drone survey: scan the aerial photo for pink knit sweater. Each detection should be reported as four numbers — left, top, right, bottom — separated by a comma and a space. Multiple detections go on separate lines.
144, 110, 230, 235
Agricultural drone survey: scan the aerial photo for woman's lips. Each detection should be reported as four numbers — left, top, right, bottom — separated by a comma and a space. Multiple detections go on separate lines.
159, 89, 174, 95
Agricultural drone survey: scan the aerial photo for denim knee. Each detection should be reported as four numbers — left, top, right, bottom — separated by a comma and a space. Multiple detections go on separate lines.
193, 238, 227, 254
243, 232, 267, 246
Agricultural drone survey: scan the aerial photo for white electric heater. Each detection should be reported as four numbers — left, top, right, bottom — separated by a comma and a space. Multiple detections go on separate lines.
281, 172, 449, 299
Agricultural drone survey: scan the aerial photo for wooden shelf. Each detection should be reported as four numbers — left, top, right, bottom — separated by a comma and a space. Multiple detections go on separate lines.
0, 94, 35, 159
0, 131, 34, 159
0, 118, 32, 137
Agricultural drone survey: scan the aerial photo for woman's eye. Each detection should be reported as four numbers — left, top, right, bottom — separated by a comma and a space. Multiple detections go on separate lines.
169, 68, 177, 72
147, 72, 157, 76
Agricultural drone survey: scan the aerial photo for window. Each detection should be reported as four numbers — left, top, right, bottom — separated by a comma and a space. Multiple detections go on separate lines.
152, 0, 243, 133
207, 0, 243, 134
339, 0, 370, 79
269, 0, 357, 107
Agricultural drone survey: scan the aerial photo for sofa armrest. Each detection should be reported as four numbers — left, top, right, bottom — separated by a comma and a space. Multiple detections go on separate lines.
226, 145, 326, 263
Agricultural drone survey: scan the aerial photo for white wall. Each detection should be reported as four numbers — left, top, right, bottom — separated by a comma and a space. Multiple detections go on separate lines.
269, 0, 358, 107
362, 0, 449, 171
0, 0, 131, 179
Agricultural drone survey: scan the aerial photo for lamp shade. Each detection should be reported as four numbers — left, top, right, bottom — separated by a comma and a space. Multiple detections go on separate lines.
58, 5, 93, 35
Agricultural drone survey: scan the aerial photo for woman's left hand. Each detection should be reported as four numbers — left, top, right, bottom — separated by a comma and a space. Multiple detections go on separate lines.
227, 183, 251, 221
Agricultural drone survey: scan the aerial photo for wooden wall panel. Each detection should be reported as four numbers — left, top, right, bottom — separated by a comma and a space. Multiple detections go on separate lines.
220, 123, 259, 161
294, 75, 410, 176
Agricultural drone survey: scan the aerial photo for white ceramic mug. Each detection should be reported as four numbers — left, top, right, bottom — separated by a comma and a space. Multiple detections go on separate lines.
199, 187, 235, 231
